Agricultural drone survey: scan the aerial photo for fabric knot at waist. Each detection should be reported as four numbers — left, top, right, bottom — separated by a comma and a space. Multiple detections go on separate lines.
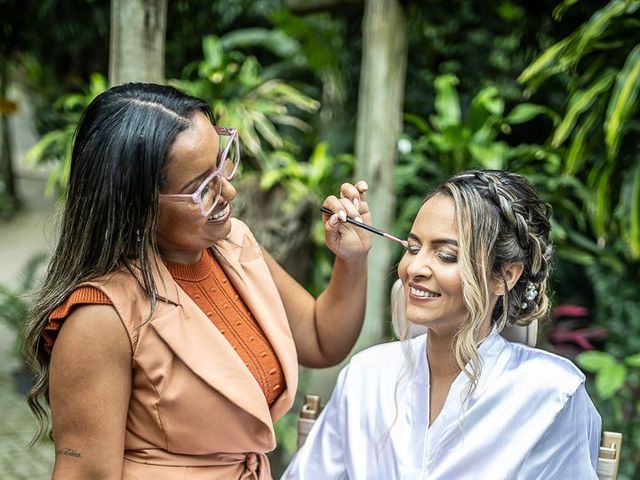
123, 449, 270, 479
245, 453, 259, 472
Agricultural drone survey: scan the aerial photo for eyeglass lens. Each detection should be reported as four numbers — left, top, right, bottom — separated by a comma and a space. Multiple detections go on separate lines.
199, 134, 240, 215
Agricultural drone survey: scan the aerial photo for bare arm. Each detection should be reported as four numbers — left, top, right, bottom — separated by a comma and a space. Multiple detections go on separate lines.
49, 304, 132, 480
264, 181, 371, 368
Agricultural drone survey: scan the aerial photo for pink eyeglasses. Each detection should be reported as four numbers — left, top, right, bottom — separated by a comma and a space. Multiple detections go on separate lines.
159, 126, 240, 217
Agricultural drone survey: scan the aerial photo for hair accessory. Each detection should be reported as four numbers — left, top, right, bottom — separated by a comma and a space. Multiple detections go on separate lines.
525, 281, 538, 302
521, 281, 538, 309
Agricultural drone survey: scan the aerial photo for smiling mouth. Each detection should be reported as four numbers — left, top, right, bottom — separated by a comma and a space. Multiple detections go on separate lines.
410, 284, 441, 299
207, 204, 230, 223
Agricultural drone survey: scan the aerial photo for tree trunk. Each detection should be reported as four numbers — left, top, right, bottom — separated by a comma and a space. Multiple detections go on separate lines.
109, 0, 168, 86
303, 0, 408, 403
353, 0, 408, 351
0, 56, 19, 210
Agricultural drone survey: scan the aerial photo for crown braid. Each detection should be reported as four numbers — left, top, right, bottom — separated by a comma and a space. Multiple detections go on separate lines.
439, 170, 553, 328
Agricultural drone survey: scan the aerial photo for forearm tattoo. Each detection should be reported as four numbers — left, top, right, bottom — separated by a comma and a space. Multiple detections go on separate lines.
56, 447, 82, 458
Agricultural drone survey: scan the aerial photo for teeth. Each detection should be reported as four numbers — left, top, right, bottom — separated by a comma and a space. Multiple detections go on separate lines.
208, 205, 229, 221
411, 286, 440, 298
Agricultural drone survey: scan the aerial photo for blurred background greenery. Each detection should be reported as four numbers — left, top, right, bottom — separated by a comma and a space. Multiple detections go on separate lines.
0, 0, 638, 477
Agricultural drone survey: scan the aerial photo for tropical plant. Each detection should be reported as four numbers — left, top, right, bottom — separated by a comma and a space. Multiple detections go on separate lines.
394, 74, 593, 259
0, 252, 48, 359
173, 32, 319, 172
519, 0, 640, 258
577, 349, 640, 477
26, 73, 108, 197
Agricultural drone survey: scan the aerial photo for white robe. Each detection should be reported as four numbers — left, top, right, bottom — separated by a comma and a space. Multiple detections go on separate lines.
283, 330, 601, 479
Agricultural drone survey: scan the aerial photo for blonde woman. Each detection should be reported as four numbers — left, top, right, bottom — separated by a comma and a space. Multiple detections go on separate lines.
283, 170, 601, 479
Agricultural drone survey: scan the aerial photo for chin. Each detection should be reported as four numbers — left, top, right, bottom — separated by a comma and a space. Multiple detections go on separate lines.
204, 216, 232, 243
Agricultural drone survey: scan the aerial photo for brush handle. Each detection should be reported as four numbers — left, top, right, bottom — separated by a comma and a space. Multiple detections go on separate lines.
320, 207, 407, 248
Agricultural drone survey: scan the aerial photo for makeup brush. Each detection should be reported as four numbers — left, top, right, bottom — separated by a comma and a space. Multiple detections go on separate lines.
320, 206, 408, 249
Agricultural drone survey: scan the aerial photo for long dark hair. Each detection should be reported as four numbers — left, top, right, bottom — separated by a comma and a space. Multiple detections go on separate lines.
24, 83, 213, 441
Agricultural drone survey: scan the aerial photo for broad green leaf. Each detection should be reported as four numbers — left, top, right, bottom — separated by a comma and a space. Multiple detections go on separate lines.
505, 103, 559, 125
238, 57, 260, 87
404, 113, 431, 134
433, 74, 461, 129
625, 353, 640, 367
552, 70, 615, 147
605, 44, 640, 160
576, 350, 616, 372
202, 35, 223, 70
469, 86, 503, 132
595, 363, 627, 399
221, 28, 299, 58
469, 143, 507, 170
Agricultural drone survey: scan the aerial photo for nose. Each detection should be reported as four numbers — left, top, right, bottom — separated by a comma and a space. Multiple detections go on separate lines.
404, 251, 433, 280
220, 176, 237, 203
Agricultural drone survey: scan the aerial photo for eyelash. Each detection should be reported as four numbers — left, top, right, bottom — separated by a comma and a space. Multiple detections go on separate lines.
406, 245, 457, 263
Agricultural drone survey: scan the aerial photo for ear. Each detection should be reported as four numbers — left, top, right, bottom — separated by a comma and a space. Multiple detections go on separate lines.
493, 263, 524, 296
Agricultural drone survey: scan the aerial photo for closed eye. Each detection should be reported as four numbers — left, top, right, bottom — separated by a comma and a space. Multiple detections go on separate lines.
437, 251, 457, 263
406, 244, 421, 255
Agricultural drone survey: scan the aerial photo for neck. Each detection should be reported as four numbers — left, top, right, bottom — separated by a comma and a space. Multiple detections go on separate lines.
426, 330, 461, 378
426, 321, 493, 378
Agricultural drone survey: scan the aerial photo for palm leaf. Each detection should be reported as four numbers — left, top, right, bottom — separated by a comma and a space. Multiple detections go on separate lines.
604, 44, 640, 160
629, 162, 640, 257
552, 70, 615, 147
562, 0, 630, 65
518, 36, 573, 90
564, 108, 598, 174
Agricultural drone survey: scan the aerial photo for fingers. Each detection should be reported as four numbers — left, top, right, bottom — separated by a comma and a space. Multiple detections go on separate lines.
339, 181, 368, 213
322, 180, 370, 228
322, 195, 361, 226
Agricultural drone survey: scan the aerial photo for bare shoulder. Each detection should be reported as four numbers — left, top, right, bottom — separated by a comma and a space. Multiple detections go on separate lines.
49, 304, 132, 477
52, 303, 132, 364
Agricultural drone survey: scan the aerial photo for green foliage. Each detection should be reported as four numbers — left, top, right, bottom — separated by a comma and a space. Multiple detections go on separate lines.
258, 142, 354, 296
260, 142, 353, 211
26, 73, 107, 197
577, 351, 636, 399
395, 74, 578, 244
0, 253, 48, 357
519, 0, 640, 258
575, 253, 640, 478
173, 33, 319, 171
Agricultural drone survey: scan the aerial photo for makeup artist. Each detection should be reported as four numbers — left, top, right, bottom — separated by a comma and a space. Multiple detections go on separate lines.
23, 83, 372, 480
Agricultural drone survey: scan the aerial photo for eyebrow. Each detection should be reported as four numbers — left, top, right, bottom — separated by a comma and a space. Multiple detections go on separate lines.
179, 168, 212, 194
407, 232, 459, 247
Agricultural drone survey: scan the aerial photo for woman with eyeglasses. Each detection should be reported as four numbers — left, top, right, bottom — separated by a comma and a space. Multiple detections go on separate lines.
283, 170, 601, 479
23, 83, 372, 479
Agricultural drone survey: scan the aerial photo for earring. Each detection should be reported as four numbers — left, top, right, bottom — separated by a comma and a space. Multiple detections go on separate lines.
521, 281, 538, 309
136, 229, 141, 243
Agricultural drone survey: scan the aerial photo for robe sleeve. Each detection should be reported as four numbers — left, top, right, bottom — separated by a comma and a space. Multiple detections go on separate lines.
516, 383, 601, 479
281, 365, 350, 480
